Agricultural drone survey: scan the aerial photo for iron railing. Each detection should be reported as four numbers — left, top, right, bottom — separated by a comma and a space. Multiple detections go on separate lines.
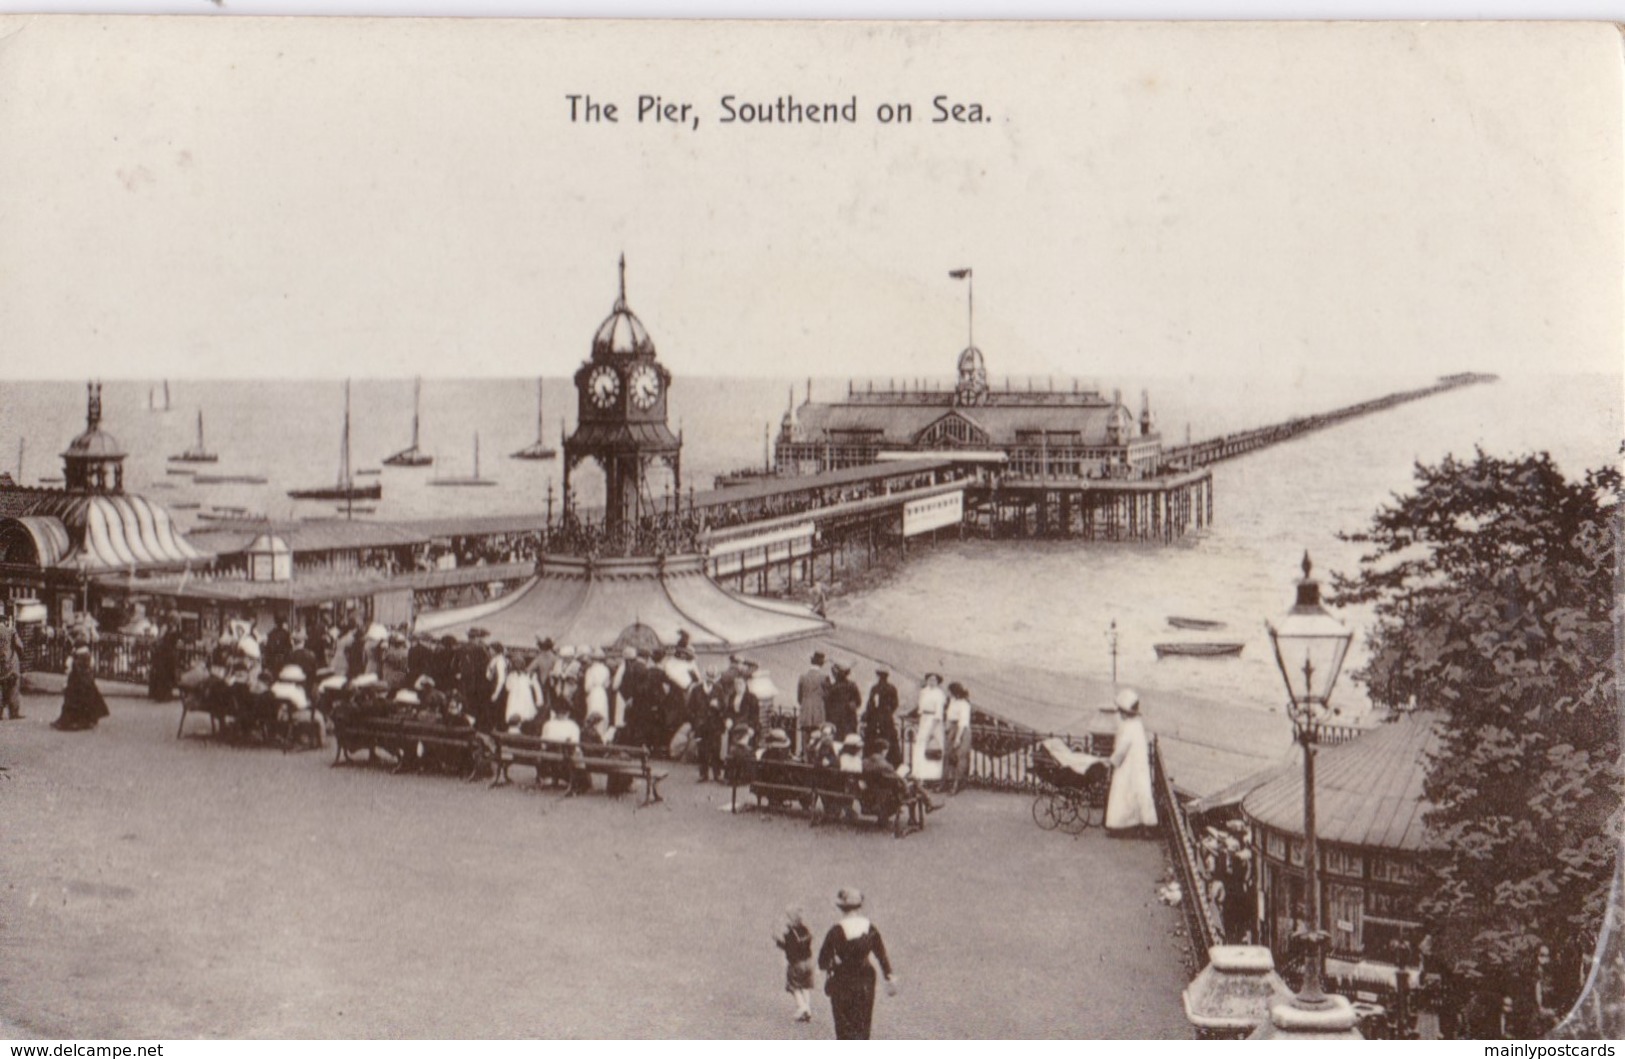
1152, 734, 1223, 960
22, 630, 211, 686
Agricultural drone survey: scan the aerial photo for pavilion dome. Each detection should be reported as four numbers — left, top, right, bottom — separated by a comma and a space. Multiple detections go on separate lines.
61, 427, 126, 460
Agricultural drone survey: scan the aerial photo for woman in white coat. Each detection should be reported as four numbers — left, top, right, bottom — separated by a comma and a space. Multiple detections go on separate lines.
908, 672, 947, 785
1105, 688, 1158, 836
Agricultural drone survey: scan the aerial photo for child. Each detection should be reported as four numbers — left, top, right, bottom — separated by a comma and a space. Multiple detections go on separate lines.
775, 906, 815, 1023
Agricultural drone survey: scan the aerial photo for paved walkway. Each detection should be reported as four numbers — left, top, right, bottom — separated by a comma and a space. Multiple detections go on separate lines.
0, 687, 1196, 1039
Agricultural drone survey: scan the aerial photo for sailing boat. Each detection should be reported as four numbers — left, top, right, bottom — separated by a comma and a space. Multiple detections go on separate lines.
431, 433, 496, 487
383, 376, 433, 467
510, 377, 557, 460
288, 380, 383, 501
149, 381, 172, 413
169, 410, 219, 463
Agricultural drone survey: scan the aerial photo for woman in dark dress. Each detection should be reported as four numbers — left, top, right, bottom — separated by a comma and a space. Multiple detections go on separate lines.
817, 887, 898, 1040
147, 624, 179, 702
54, 646, 109, 731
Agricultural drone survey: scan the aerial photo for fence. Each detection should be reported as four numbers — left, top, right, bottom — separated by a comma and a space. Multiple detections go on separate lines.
1152, 734, 1223, 960
21, 630, 210, 687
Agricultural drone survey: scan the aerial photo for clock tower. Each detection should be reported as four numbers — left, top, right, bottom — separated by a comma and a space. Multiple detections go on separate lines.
563, 256, 682, 539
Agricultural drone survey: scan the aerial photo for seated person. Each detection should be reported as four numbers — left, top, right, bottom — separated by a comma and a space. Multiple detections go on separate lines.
824, 733, 865, 821
807, 723, 840, 769
724, 725, 755, 786
538, 708, 582, 787
860, 739, 921, 826
760, 728, 794, 763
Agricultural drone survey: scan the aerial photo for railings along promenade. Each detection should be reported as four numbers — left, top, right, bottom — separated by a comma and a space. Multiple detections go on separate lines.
1152, 734, 1224, 960
23, 630, 210, 686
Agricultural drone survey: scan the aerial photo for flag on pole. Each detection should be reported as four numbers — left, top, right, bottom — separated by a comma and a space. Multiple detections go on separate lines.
948, 269, 972, 279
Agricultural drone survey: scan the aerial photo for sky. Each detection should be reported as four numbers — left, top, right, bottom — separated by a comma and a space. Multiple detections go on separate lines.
0, 17, 1619, 381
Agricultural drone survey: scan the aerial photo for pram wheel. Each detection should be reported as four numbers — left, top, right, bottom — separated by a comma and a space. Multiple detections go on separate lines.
1032, 792, 1061, 830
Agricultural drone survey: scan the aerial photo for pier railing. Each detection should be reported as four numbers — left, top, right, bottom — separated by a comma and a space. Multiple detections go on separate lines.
1152, 734, 1225, 959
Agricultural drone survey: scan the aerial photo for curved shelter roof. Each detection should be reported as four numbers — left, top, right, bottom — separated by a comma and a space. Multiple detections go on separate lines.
418, 553, 829, 651
1241, 711, 1443, 853
1, 493, 210, 571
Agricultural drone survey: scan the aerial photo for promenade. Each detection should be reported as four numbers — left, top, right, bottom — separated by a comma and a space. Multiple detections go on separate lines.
0, 686, 1194, 1040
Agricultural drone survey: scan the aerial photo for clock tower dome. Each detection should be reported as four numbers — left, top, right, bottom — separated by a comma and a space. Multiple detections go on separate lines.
563, 256, 682, 540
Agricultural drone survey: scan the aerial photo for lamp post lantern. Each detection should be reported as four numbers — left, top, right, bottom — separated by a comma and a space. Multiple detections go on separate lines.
1264, 551, 1354, 1011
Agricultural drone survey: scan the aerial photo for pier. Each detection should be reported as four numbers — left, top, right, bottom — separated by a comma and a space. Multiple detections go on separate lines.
1158, 372, 1498, 469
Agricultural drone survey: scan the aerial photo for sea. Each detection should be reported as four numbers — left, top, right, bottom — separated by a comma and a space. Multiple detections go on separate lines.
2, 371, 1618, 719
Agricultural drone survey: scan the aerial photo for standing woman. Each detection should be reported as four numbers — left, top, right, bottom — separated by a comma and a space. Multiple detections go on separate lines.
909, 673, 948, 787
1105, 687, 1158, 837
53, 645, 110, 731
817, 888, 898, 1040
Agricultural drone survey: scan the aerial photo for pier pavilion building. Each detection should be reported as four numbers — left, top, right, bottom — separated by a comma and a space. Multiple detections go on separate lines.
0, 383, 211, 630
776, 344, 1165, 478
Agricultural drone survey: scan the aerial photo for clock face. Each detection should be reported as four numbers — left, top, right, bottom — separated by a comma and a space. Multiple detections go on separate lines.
588, 365, 620, 409
629, 363, 661, 410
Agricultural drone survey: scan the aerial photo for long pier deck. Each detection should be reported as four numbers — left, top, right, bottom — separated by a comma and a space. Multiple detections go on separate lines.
1158, 371, 1497, 469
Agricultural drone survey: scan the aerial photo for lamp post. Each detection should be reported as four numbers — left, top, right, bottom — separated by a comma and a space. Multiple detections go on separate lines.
1265, 552, 1354, 1011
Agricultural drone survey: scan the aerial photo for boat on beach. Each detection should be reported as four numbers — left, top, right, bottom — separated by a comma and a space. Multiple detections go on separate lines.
1167, 616, 1227, 631
289, 380, 383, 502
168, 411, 218, 463
510, 378, 557, 461
383, 377, 433, 467
1154, 641, 1245, 659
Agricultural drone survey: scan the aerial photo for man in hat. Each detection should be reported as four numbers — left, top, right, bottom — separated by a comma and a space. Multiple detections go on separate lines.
1105, 688, 1157, 836
264, 616, 292, 679
825, 663, 861, 740
724, 664, 761, 747
863, 668, 902, 769
796, 651, 828, 756
690, 665, 727, 782
456, 628, 494, 730
381, 631, 411, 692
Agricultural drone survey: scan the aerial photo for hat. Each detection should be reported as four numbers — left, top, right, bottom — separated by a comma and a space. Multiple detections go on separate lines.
732, 725, 754, 743
73, 644, 91, 657
923, 671, 943, 684
349, 673, 380, 689
875, 666, 890, 677
585, 711, 605, 726
318, 675, 347, 691
272, 684, 309, 708
841, 733, 863, 750
590, 646, 606, 661
415, 675, 436, 690
365, 623, 388, 642
559, 645, 577, 659
831, 662, 851, 677
1114, 688, 1141, 716
835, 887, 864, 911
704, 665, 721, 680
278, 664, 307, 683
537, 636, 555, 650
811, 651, 827, 665
622, 646, 637, 660
766, 728, 791, 748
393, 689, 420, 706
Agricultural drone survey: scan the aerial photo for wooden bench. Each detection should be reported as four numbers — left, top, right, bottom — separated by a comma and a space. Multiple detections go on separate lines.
730, 758, 934, 838
176, 677, 291, 746
331, 711, 485, 781
491, 733, 667, 807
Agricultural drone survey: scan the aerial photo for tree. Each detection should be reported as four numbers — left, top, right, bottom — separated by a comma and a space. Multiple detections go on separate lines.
1330, 448, 1621, 1009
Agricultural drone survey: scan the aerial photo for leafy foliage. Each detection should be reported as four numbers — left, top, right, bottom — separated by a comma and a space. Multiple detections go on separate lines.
1330, 448, 1621, 989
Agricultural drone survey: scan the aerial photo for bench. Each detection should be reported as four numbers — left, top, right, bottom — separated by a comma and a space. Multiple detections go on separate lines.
491, 733, 667, 807
730, 758, 935, 839
176, 677, 309, 748
331, 710, 486, 781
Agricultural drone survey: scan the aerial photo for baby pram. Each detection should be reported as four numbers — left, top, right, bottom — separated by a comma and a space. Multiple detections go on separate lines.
1030, 737, 1111, 833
